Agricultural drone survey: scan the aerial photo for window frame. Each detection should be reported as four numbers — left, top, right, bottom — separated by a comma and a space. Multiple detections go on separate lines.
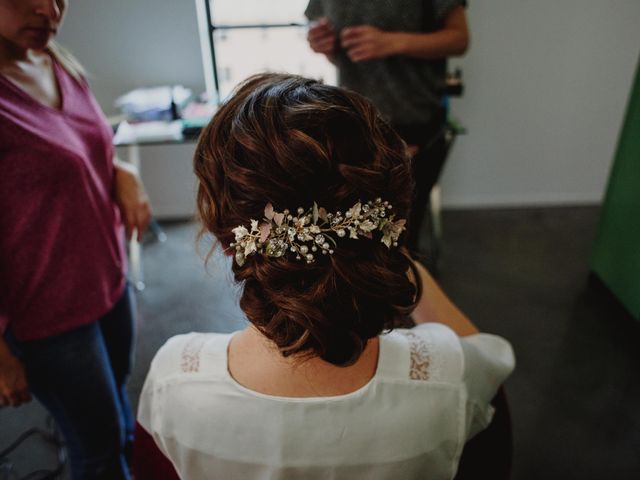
195, 0, 308, 102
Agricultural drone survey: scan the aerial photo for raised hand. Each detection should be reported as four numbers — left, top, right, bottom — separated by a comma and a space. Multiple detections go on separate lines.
307, 17, 337, 58
340, 25, 396, 62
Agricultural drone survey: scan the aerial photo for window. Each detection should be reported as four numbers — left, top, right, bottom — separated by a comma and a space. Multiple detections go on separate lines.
195, 0, 336, 102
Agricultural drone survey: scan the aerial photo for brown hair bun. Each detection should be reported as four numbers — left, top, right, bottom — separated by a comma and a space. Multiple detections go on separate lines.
195, 73, 420, 366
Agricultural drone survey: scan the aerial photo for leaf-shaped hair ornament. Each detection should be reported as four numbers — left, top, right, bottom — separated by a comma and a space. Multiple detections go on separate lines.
230, 199, 405, 265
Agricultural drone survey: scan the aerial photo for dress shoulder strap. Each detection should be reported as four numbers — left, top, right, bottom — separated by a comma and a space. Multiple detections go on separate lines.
177, 332, 233, 378
392, 324, 465, 383
376, 331, 411, 380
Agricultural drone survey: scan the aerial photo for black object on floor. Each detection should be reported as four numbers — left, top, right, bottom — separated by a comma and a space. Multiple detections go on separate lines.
455, 388, 513, 480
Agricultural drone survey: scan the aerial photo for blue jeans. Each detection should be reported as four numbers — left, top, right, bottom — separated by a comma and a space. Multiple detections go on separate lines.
7, 286, 135, 480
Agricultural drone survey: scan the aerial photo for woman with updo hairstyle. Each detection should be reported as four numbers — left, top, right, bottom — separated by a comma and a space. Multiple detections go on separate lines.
136, 73, 515, 480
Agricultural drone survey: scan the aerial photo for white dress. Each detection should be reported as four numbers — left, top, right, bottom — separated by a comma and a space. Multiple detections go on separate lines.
138, 323, 515, 480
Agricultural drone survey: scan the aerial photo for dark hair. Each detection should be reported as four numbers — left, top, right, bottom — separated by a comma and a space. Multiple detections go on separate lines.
194, 73, 421, 366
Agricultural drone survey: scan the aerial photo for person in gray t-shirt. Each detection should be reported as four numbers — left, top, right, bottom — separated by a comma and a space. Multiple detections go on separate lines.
305, 0, 469, 255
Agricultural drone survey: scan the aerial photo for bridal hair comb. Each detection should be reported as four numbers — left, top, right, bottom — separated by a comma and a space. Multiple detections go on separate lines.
230, 198, 406, 266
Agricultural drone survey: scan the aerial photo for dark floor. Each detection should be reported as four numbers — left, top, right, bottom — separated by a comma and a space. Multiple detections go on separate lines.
435, 207, 640, 479
1, 206, 639, 479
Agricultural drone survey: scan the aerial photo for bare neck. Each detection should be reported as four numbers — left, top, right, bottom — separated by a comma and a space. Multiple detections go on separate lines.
228, 326, 380, 397
0, 47, 51, 73
0, 37, 48, 69
0, 37, 26, 64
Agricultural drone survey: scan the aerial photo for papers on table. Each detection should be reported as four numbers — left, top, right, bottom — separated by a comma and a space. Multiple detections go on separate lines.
115, 85, 192, 122
113, 120, 184, 145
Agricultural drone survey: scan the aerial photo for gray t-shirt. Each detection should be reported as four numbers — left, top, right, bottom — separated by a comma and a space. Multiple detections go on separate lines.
305, 0, 465, 128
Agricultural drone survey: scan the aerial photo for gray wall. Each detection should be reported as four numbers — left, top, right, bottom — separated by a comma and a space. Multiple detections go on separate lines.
58, 0, 640, 215
58, 0, 206, 115
58, 0, 205, 217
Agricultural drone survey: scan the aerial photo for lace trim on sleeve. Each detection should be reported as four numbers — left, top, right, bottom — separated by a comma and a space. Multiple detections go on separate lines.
180, 335, 207, 373
400, 331, 432, 381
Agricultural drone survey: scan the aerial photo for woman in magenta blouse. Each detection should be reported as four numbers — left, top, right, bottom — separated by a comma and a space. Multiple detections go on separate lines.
0, 1, 151, 478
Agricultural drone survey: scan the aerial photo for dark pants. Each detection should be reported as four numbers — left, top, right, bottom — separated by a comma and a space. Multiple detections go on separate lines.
6, 286, 135, 480
394, 114, 449, 254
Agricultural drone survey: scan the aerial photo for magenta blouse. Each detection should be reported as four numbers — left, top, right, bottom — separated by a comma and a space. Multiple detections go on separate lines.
0, 56, 126, 341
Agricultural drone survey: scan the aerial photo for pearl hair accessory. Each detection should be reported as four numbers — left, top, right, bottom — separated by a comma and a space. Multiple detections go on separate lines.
230, 199, 406, 266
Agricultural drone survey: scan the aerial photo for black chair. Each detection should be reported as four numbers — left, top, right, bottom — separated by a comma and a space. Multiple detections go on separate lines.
454, 387, 513, 480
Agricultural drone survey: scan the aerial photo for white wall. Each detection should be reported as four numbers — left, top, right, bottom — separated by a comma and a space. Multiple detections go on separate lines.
443, 0, 640, 207
58, 0, 640, 216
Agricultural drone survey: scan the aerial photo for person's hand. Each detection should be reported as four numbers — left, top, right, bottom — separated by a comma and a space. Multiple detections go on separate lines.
0, 351, 31, 407
340, 25, 397, 62
114, 159, 152, 242
307, 18, 336, 57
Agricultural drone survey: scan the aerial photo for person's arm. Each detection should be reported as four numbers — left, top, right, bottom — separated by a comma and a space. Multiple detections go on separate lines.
0, 336, 31, 407
340, 6, 469, 63
411, 260, 479, 336
113, 156, 152, 242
